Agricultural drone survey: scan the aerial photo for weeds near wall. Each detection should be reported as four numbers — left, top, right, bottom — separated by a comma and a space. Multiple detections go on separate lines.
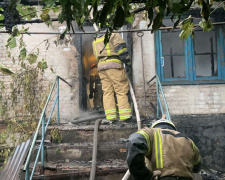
50, 128, 63, 143
0, 66, 49, 167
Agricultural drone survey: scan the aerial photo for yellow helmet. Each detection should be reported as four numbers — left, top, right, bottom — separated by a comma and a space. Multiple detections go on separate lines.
151, 118, 177, 130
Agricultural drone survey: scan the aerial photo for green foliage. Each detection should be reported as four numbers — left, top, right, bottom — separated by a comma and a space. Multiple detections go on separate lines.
0, 0, 225, 39
4, 26, 50, 71
199, 19, 213, 32
37, 59, 48, 70
6, 36, 16, 49
26, 53, 38, 64
0, 13, 4, 21
179, 15, 194, 39
0, 66, 49, 168
40, 9, 52, 26
0, 147, 11, 168
19, 48, 27, 60
50, 128, 62, 143
0, 0, 224, 48
55, 148, 61, 154
16, 4, 37, 21
28, 0, 224, 42
0, 63, 15, 75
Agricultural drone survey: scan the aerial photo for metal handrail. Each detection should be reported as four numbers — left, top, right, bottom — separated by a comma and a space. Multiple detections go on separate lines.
23, 76, 72, 180
148, 74, 171, 121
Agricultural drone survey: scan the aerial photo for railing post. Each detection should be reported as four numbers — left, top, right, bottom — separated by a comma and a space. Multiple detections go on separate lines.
156, 78, 159, 118
41, 113, 46, 174
57, 76, 60, 125
25, 162, 30, 180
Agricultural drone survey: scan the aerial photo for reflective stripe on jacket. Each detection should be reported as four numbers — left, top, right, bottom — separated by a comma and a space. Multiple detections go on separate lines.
92, 33, 126, 71
126, 127, 202, 179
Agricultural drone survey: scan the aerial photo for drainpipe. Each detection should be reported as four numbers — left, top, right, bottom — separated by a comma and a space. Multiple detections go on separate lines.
137, 31, 147, 116
89, 119, 102, 180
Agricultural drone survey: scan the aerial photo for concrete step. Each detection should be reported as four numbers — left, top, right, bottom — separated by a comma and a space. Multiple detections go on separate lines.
45, 122, 138, 144
20, 159, 129, 180
31, 141, 127, 162
25, 121, 142, 180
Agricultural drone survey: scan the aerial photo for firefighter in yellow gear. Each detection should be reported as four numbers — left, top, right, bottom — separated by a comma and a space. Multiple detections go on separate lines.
92, 32, 132, 122
126, 118, 202, 180
89, 63, 103, 109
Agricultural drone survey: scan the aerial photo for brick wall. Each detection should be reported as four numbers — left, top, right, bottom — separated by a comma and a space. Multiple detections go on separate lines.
164, 84, 225, 115
0, 22, 80, 122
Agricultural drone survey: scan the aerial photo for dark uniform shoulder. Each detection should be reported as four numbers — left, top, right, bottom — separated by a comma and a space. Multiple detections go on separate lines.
160, 129, 189, 139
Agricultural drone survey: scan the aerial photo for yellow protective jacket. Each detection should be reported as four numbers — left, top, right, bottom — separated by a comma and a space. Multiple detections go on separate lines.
92, 33, 130, 71
126, 127, 202, 180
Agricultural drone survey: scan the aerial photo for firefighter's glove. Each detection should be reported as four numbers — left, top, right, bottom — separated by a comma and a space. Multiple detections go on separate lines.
89, 93, 93, 99
125, 63, 132, 77
151, 170, 161, 180
121, 55, 130, 64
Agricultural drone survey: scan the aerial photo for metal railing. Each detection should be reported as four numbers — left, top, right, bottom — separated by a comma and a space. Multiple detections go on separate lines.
147, 74, 171, 121
23, 76, 72, 180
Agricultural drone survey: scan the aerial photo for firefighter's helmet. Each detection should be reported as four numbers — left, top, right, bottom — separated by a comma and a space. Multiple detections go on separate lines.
151, 118, 177, 130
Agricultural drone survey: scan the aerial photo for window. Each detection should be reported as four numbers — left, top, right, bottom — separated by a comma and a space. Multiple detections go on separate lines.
155, 20, 225, 85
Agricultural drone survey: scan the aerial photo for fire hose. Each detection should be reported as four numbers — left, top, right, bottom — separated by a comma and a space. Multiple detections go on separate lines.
91, 16, 142, 179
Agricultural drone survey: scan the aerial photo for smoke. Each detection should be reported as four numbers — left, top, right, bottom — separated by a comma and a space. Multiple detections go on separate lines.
73, 110, 104, 121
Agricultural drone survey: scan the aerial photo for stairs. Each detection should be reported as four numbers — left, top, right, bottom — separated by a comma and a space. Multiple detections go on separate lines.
20, 119, 140, 180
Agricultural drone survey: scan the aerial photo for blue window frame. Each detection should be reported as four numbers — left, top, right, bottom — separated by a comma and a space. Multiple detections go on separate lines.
155, 25, 225, 85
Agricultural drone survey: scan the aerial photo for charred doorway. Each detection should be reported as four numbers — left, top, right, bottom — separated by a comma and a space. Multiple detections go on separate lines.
82, 26, 103, 111
73, 23, 133, 111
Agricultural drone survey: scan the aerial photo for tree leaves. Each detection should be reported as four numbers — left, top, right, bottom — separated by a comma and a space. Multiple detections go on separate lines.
173, 15, 181, 29
152, 12, 163, 33
37, 59, 48, 70
19, 48, 27, 61
26, 53, 38, 64
19, 27, 29, 34
113, 5, 125, 29
0, 13, 4, 21
40, 9, 52, 26
59, 27, 68, 40
199, 18, 213, 32
147, 8, 153, 28
179, 16, 194, 39
6, 36, 17, 49
12, 26, 20, 37
201, 0, 210, 21
0, 63, 15, 75
16, 4, 37, 21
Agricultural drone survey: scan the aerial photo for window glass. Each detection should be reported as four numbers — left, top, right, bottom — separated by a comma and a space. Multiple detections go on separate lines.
194, 30, 218, 77
164, 56, 186, 78
161, 30, 186, 79
195, 55, 217, 77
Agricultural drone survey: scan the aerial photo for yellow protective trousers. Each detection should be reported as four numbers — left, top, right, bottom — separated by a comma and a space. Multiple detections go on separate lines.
99, 68, 132, 121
